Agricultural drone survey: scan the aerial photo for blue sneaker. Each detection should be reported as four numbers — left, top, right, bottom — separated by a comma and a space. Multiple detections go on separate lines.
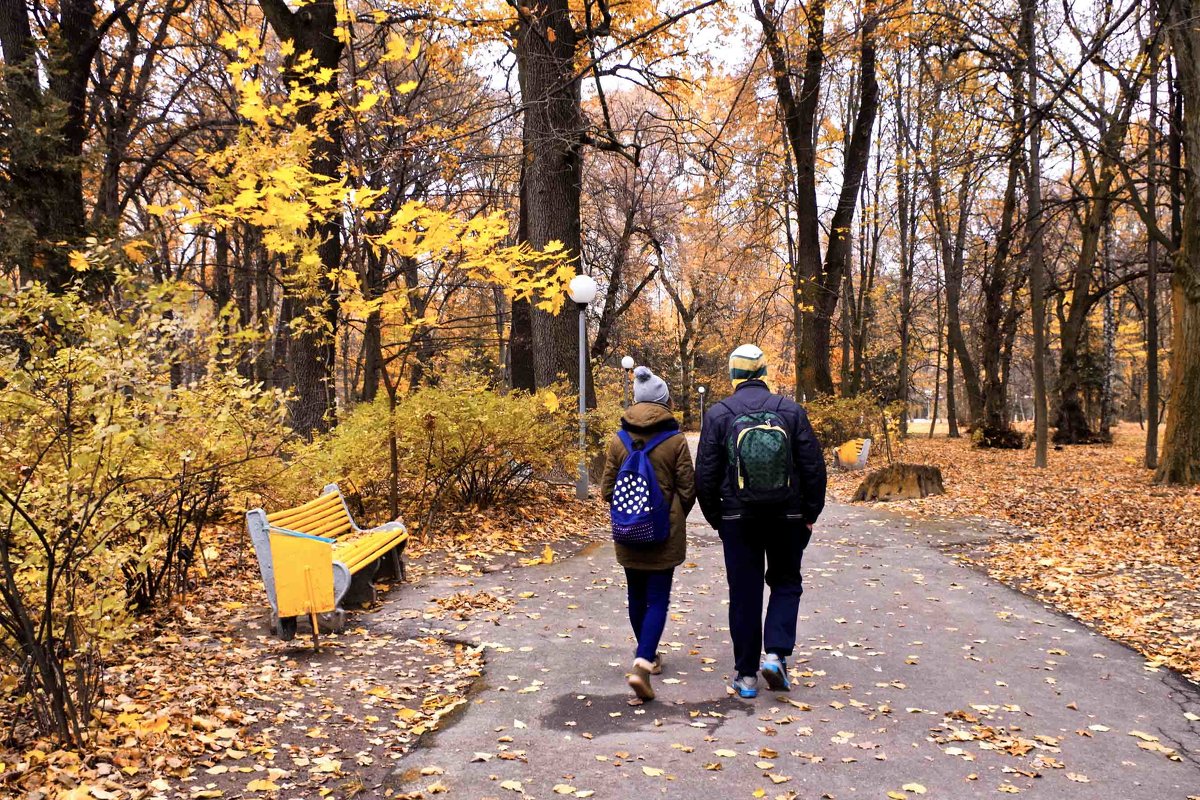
731, 674, 759, 698
761, 654, 791, 691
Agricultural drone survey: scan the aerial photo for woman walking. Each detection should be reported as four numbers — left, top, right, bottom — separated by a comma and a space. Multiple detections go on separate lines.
601, 366, 696, 701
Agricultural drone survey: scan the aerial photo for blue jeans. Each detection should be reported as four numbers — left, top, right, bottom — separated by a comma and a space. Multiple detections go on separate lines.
719, 516, 811, 677
624, 567, 674, 662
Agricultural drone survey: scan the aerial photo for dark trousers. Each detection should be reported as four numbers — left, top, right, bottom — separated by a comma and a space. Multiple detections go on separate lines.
719, 517, 811, 677
624, 567, 674, 662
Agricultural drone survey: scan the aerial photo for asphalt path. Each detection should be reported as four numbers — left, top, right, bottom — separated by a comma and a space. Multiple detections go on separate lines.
384, 469, 1200, 800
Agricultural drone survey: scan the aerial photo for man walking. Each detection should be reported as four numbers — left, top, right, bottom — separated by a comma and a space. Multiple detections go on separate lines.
695, 344, 827, 698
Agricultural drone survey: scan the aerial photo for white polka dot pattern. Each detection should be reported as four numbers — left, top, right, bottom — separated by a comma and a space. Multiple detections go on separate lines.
613, 472, 652, 515
609, 431, 676, 546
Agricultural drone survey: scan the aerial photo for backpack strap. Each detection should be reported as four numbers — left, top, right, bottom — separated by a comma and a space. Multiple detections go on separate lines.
618, 428, 678, 454
641, 429, 679, 454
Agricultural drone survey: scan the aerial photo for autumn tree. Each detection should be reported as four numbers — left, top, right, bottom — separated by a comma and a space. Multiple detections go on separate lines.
753, 0, 880, 399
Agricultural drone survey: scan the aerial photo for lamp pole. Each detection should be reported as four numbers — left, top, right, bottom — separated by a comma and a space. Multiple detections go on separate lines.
698, 385, 706, 433
568, 275, 598, 500
621, 355, 635, 408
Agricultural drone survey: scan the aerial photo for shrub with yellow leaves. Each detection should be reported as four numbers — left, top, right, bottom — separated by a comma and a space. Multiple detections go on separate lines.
0, 267, 289, 747
276, 373, 573, 536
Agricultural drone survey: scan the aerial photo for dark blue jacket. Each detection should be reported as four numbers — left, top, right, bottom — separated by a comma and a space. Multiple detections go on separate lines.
695, 380, 827, 528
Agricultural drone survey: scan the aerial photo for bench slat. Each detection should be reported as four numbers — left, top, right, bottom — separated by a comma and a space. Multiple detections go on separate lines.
277, 504, 351, 533
335, 531, 403, 570
305, 518, 354, 538
267, 491, 342, 523
272, 509, 351, 536
335, 528, 408, 573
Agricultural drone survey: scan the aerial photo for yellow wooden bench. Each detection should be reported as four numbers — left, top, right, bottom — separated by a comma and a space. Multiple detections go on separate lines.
247, 483, 408, 640
834, 437, 872, 470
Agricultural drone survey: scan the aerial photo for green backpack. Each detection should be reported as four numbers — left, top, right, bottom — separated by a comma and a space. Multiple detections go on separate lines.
724, 397, 794, 505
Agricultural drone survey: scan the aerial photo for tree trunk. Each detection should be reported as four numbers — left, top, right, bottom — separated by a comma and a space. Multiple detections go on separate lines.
253, 238, 274, 385
976, 150, 1024, 447
930, 153, 983, 426
1146, 14, 1162, 468
510, 298, 536, 392
895, 62, 915, 432
1025, 0, 1049, 467
515, 0, 586, 391
946, 333, 960, 437
360, 248, 384, 402
1100, 215, 1116, 440
1158, 0, 1200, 483
259, 0, 344, 437
0, 0, 96, 291
212, 229, 231, 318
931, 277, 944, 438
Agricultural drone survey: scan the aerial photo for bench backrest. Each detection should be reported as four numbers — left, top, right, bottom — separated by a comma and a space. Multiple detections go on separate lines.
267, 489, 354, 540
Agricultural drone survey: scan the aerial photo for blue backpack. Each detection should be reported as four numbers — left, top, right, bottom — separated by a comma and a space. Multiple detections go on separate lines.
610, 429, 677, 546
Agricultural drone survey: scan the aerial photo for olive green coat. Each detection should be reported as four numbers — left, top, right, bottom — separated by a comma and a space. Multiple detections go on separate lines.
601, 403, 696, 571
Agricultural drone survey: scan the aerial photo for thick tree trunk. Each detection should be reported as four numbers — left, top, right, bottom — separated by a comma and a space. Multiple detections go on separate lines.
1054, 30, 1150, 444
976, 154, 1024, 447
678, 328, 695, 429
361, 309, 382, 402
259, 0, 344, 436
212, 229, 232, 317
1100, 216, 1116, 439
515, 0, 586, 391
509, 298, 536, 392
0, 0, 96, 291
1158, 0, 1200, 484
946, 355, 960, 437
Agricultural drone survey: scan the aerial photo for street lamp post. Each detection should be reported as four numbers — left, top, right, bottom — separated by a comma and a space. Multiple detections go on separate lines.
621, 355, 635, 408
697, 385, 706, 433
568, 274, 598, 500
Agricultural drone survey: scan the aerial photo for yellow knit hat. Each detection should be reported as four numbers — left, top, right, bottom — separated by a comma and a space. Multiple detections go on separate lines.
729, 344, 767, 387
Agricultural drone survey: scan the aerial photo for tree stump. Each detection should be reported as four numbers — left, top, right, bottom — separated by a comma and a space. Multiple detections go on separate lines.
852, 463, 945, 502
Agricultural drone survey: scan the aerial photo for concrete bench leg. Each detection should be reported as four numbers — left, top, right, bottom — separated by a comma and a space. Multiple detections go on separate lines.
343, 561, 380, 607
272, 612, 298, 641
375, 547, 406, 583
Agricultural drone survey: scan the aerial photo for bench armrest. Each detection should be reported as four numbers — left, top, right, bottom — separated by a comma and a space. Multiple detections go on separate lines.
364, 520, 407, 535
322, 482, 408, 537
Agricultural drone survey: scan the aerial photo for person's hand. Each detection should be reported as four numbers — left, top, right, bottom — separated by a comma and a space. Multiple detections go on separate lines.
805, 522, 813, 532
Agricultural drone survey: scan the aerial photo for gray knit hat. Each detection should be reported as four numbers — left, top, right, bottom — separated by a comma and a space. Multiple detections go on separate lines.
632, 366, 670, 405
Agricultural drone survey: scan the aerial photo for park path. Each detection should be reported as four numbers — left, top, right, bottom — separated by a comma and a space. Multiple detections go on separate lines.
379, 459, 1200, 799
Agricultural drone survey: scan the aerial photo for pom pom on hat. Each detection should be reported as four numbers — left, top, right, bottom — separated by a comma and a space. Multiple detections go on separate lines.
632, 366, 670, 405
